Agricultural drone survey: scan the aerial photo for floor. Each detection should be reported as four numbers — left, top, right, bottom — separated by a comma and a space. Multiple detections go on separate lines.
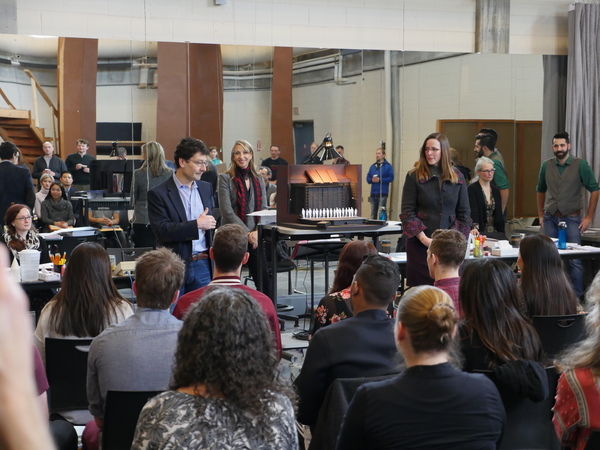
241, 255, 334, 382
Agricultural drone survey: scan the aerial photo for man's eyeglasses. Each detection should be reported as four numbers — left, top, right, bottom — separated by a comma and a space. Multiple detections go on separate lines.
186, 159, 208, 167
15, 215, 32, 221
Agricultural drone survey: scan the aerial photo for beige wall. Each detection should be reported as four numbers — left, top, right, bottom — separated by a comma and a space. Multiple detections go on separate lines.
17, 0, 569, 55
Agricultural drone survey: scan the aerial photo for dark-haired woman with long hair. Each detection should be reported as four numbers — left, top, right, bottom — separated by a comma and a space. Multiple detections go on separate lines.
518, 234, 579, 317
553, 271, 600, 449
401, 132, 471, 287
218, 140, 271, 299
336, 286, 504, 449
312, 240, 377, 335
40, 181, 74, 231
34, 242, 133, 364
458, 259, 543, 371
132, 287, 297, 449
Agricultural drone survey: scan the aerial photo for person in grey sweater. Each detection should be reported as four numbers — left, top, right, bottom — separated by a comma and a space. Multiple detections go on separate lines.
131, 142, 173, 248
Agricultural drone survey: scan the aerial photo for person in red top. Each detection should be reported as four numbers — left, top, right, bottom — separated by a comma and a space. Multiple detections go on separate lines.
426, 229, 467, 315
173, 223, 282, 358
553, 270, 600, 450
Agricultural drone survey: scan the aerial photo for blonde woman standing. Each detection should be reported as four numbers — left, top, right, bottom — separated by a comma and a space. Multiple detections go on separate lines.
131, 142, 173, 248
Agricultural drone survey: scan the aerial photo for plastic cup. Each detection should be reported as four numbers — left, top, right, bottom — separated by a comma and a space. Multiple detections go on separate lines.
19, 249, 40, 282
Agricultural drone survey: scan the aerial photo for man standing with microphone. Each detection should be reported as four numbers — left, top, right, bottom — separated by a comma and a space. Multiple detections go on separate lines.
366, 148, 394, 219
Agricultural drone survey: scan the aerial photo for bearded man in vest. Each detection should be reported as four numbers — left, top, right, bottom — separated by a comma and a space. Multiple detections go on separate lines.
536, 131, 600, 297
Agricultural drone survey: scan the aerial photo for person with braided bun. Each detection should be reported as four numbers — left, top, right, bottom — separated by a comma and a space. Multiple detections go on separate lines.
336, 285, 505, 450
218, 140, 271, 299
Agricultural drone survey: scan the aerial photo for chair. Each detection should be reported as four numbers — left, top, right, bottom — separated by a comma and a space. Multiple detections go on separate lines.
532, 314, 587, 360
585, 431, 600, 449
308, 374, 397, 450
45, 338, 93, 416
102, 390, 162, 450
477, 366, 562, 450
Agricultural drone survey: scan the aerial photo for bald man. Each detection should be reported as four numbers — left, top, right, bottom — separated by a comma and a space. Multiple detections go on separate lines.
32, 142, 67, 182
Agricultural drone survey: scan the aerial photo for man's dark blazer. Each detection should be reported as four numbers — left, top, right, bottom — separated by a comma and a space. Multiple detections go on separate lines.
294, 309, 401, 426
32, 155, 68, 181
0, 161, 35, 227
147, 175, 214, 263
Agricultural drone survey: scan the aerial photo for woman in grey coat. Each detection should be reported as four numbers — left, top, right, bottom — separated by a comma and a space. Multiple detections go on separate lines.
218, 140, 272, 300
401, 132, 471, 287
131, 142, 173, 248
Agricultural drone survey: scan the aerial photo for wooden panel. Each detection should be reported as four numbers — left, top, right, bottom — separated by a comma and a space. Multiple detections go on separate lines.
271, 47, 294, 164
189, 44, 223, 151
157, 43, 224, 162
57, 38, 98, 156
156, 42, 191, 162
440, 120, 515, 217
0, 108, 29, 119
439, 119, 542, 219
438, 121, 480, 174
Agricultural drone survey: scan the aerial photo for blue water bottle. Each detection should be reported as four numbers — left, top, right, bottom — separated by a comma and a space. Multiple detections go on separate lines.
379, 206, 387, 221
557, 221, 567, 250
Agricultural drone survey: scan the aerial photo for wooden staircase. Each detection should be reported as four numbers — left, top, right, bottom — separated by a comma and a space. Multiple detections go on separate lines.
0, 108, 46, 166
0, 70, 59, 169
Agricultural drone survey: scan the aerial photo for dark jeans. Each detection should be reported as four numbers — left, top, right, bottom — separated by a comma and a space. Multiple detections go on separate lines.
369, 195, 388, 220
181, 258, 211, 296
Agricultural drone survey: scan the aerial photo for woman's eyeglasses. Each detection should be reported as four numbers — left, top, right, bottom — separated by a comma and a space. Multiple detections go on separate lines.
15, 215, 32, 221
479, 169, 496, 174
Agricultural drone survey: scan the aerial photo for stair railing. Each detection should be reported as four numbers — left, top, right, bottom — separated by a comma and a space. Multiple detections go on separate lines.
23, 69, 60, 155
0, 88, 16, 109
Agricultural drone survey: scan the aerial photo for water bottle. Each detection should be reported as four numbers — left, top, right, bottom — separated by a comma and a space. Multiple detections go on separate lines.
557, 221, 567, 250
379, 206, 387, 221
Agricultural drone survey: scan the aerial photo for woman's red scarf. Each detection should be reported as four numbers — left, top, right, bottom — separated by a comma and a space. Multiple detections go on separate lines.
233, 167, 262, 224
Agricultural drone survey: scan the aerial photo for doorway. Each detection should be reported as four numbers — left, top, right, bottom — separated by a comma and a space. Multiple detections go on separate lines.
293, 121, 314, 164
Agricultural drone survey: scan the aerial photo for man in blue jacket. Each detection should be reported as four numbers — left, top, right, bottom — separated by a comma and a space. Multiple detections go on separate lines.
366, 148, 394, 219
148, 137, 217, 295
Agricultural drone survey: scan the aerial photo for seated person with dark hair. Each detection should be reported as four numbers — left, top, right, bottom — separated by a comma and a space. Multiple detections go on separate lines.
426, 229, 467, 314
172, 223, 281, 358
87, 210, 127, 248
294, 255, 401, 427
60, 171, 75, 199
40, 182, 74, 231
